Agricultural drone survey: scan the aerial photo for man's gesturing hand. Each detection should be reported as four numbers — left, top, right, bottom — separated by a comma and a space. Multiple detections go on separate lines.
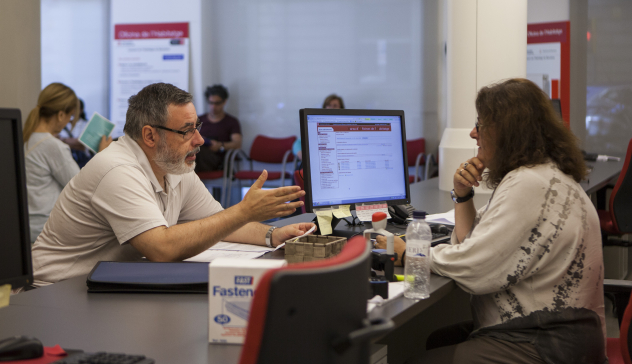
238, 170, 305, 222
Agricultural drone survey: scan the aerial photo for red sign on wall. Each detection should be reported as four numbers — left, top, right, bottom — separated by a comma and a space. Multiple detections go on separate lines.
114, 22, 189, 40
527, 21, 570, 126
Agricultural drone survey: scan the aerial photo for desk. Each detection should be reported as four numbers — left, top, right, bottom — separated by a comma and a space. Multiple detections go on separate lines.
0, 160, 622, 364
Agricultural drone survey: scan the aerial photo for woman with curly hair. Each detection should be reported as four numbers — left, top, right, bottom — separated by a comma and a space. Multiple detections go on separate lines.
383, 79, 606, 363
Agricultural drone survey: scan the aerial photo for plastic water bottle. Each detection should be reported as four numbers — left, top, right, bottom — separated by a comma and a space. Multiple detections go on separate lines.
404, 210, 432, 299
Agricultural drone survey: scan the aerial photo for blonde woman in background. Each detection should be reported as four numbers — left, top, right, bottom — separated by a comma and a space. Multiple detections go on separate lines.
24, 83, 111, 243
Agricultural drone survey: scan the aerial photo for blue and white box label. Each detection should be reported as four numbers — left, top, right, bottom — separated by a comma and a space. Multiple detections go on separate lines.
209, 258, 286, 344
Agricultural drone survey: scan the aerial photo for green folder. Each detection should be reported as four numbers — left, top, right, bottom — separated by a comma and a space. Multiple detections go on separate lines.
78, 112, 115, 153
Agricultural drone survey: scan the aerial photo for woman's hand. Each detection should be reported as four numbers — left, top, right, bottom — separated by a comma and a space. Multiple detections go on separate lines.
453, 157, 485, 196
375, 235, 406, 266
98, 135, 113, 152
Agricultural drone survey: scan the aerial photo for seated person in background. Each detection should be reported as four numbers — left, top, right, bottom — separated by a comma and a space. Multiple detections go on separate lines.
377, 79, 606, 364
195, 84, 242, 172
31, 83, 312, 287
292, 93, 345, 161
58, 99, 96, 168
24, 83, 111, 243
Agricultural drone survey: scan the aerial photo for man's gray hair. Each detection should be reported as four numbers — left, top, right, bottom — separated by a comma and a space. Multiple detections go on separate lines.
124, 83, 193, 140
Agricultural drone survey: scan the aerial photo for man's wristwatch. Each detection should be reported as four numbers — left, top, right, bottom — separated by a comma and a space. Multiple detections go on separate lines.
265, 226, 277, 248
219, 142, 225, 153
450, 188, 475, 203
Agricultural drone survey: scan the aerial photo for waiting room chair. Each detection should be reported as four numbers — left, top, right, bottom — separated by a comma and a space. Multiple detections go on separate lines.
239, 236, 394, 364
425, 153, 438, 179
226, 135, 296, 206
407, 138, 426, 183
196, 149, 234, 206
598, 138, 632, 242
604, 279, 632, 364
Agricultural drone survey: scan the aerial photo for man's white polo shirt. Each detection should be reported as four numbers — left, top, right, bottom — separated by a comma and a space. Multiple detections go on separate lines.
32, 135, 223, 286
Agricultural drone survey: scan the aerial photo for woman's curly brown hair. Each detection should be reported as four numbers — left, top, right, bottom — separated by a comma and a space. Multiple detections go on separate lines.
476, 78, 586, 188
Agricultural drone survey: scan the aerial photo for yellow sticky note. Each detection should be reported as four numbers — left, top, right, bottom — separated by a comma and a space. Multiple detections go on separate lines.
314, 208, 333, 235
332, 205, 352, 219
0, 284, 11, 308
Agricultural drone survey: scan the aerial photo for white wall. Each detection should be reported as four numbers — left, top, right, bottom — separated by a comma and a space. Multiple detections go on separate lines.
209, 0, 425, 154
0, 0, 41, 122
527, 0, 569, 23
41, 0, 109, 121
41, 0, 435, 155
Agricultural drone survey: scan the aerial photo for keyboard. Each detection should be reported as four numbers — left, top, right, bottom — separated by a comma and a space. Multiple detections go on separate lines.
53, 352, 154, 364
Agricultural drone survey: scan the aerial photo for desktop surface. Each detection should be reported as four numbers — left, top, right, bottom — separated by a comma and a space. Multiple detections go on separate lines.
0, 160, 622, 364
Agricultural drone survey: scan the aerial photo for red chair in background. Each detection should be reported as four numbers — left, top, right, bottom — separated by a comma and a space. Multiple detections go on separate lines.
196, 149, 234, 206
604, 279, 632, 364
407, 138, 426, 183
294, 169, 306, 214
238, 236, 394, 364
598, 138, 632, 242
226, 135, 297, 206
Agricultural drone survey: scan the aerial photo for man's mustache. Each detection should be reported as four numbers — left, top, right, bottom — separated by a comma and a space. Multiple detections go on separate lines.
187, 147, 200, 157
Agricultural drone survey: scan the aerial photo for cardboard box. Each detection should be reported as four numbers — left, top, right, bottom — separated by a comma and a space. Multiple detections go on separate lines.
209, 258, 286, 344
284, 235, 346, 264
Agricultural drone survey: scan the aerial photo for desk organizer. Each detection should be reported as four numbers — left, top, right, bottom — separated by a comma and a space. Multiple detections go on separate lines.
284, 235, 347, 264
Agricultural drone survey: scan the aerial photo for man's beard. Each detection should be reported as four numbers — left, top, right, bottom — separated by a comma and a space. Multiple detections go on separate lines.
154, 137, 200, 175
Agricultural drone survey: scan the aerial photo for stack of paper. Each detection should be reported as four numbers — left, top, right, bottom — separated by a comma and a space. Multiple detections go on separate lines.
185, 242, 273, 262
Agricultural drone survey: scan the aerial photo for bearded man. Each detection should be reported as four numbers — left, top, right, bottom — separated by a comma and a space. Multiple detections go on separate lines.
31, 83, 311, 287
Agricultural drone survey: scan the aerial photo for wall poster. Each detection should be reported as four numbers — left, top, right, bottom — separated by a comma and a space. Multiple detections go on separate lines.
527, 21, 570, 126
110, 22, 189, 137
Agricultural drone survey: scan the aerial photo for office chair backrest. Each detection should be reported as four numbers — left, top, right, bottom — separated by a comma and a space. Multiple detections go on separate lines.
610, 138, 632, 233
239, 236, 372, 364
249, 135, 296, 163
406, 138, 425, 167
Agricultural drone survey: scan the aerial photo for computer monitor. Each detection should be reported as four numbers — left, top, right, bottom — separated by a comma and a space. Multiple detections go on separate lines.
0, 108, 33, 290
551, 99, 562, 119
299, 108, 410, 214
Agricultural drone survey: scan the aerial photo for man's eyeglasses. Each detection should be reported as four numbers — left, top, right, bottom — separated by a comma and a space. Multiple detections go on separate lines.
208, 101, 224, 106
475, 117, 483, 133
151, 119, 203, 141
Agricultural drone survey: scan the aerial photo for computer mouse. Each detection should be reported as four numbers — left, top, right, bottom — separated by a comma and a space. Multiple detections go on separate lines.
0, 336, 44, 361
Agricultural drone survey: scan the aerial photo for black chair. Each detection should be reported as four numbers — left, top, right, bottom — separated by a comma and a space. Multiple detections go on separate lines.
239, 236, 394, 364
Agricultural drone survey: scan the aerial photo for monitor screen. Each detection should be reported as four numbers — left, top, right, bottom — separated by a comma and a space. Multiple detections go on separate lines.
0, 108, 33, 290
551, 99, 562, 119
299, 109, 410, 212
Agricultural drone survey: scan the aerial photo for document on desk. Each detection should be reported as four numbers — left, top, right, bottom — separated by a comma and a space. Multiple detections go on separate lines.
425, 209, 455, 225
356, 202, 390, 222
184, 242, 273, 263
367, 282, 405, 313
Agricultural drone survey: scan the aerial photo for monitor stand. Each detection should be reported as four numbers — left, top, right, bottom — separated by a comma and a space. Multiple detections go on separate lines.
312, 214, 366, 239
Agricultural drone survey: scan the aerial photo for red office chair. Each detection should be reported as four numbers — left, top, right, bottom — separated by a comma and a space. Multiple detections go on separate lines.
196, 149, 234, 206
226, 135, 296, 206
598, 138, 632, 240
407, 138, 426, 183
294, 169, 306, 214
239, 236, 394, 364
604, 279, 632, 364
